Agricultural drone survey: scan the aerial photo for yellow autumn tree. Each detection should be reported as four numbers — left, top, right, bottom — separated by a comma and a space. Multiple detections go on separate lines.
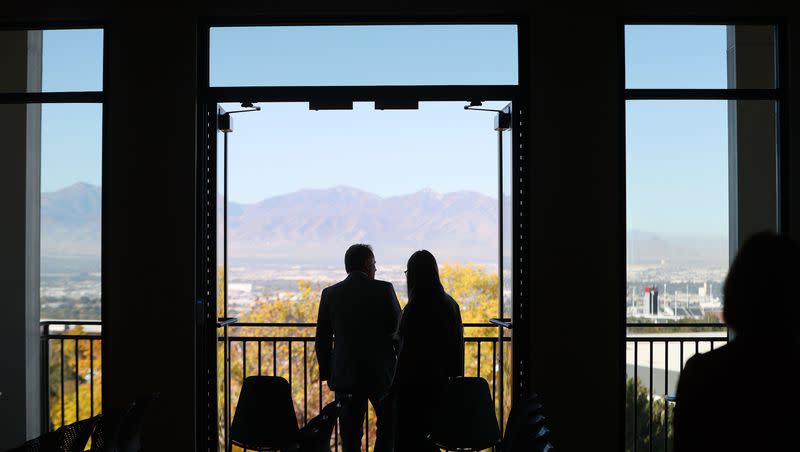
48, 326, 102, 430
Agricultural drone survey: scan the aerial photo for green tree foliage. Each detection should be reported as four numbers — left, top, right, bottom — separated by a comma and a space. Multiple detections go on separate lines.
627, 314, 725, 334
626, 377, 674, 452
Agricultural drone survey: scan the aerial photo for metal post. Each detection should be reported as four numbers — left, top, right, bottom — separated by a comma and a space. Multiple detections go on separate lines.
496, 127, 505, 433
223, 129, 231, 452
40, 323, 50, 432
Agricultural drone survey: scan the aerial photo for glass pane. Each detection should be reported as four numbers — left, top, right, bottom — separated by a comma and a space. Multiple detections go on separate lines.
0, 29, 103, 93
0, 103, 103, 432
501, 125, 513, 319
216, 116, 226, 451
41, 103, 103, 320
625, 25, 775, 89
626, 100, 730, 323
210, 25, 518, 86
500, 113, 513, 427
625, 99, 777, 449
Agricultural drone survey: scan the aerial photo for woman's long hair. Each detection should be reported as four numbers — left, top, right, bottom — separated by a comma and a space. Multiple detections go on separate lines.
406, 250, 446, 304
399, 250, 463, 385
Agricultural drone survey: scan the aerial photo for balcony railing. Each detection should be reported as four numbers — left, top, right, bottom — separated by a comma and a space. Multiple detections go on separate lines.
39, 320, 510, 452
220, 322, 511, 452
40, 320, 102, 433
41, 320, 730, 451
625, 323, 728, 452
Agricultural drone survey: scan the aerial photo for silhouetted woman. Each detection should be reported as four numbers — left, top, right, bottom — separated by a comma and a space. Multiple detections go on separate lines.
393, 250, 464, 452
674, 231, 800, 452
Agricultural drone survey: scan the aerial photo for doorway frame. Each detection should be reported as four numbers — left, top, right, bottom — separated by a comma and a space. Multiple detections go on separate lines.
196, 17, 531, 451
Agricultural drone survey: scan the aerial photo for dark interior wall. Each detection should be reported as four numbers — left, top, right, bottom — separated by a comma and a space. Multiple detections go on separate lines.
528, 13, 624, 450
789, 23, 800, 240
101, 9, 198, 448
1, 2, 796, 450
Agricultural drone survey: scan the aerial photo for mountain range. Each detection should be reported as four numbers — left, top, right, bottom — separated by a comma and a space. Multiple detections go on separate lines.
225, 186, 502, 264
42, 183, 502, 265
41, 183, 727, 266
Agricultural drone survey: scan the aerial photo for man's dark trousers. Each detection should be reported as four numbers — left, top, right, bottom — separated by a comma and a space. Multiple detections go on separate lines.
336, 391, 396, 452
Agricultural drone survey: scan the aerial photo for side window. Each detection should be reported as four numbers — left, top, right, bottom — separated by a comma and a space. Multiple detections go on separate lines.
0, 28, 103, 439
624, 24, 778, 452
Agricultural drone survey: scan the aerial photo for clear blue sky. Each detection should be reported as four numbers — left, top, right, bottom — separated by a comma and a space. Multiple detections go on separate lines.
40, 29, 103, 191
219, 100, 508, 202
210, 25, 518, 86
41, 25, 737, 237
625, 25, 730, 237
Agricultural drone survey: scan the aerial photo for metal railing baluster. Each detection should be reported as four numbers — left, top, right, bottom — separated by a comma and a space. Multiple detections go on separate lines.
649, 340, 653, 452
90, 338, 95, 417
303, 341, 308, 425
633, 340, 638, 452
625, 324, 728, 451
60, 338, 65, 428
75, 339, 79, 422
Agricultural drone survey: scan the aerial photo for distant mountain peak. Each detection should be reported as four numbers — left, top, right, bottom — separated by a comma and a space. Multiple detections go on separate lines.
331, 185, 366, 193
414, 187, 443, 199
46, 182, 100, 195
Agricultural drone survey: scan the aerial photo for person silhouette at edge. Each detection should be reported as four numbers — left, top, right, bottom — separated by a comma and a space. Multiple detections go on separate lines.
674, 231, 800, 452
315, 244, 401, 452
393, 250, 464, 452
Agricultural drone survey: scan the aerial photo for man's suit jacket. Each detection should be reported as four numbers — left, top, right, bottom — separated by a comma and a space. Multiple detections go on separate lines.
315, 271, 402, 396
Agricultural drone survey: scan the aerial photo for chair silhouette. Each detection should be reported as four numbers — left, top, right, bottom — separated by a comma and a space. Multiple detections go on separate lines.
230, 376, 300, 451
501, 394, 555, 452
8, 415, 99, 452
297, 400, 342, 452
91, 392, 157, 452
427, 377, 501, 451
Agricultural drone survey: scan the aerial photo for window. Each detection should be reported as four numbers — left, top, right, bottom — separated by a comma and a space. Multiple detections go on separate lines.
210, 25, 518, 86
624, 24, 779, 452
0, 28, 104, 435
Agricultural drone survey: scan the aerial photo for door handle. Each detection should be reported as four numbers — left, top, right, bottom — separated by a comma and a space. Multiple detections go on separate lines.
489, 318, 512, 329
217, 317, 239, 328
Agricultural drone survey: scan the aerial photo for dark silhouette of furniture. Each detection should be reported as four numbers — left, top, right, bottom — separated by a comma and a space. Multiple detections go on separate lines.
296, 400, 342, 452
230, 376, 300, 451
8, 415, 99, 452
90, 392, 157, 452
500, 394, 555, 452
427, 377, 501, 451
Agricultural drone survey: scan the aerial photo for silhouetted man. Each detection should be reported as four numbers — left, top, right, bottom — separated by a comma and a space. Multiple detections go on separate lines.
315, 244, 401, 452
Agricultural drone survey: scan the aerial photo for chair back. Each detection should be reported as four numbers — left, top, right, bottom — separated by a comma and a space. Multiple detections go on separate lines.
230, 376, 299, 450
428, 377, 501, 451
91, 392, 157, 452
298, 400, 342, 452
9, 415, 99, 452
62, 416, 101, 452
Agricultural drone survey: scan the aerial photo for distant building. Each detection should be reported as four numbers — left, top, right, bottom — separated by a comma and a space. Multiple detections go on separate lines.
644, 286, 659, 315
650, 287, 659, 315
